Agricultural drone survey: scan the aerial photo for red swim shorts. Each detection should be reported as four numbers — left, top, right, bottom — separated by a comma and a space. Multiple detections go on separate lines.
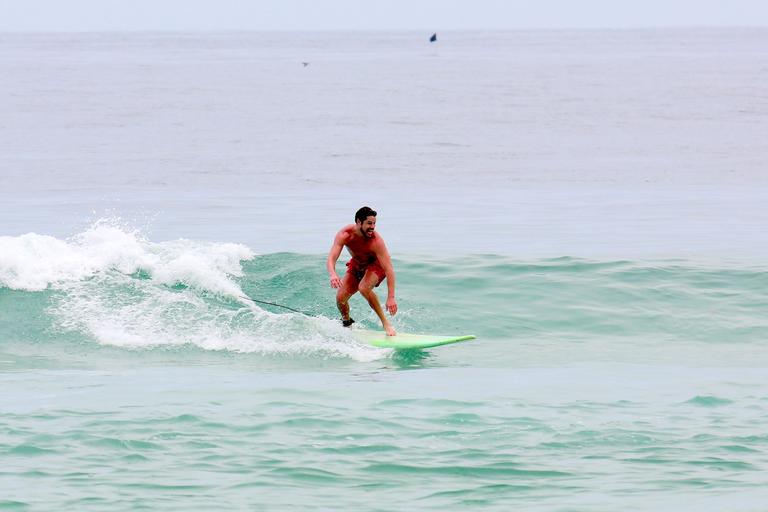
346, 259, 386, 287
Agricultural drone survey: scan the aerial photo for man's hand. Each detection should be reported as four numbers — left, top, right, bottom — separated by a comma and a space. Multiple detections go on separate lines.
330, 274, 342, 289
386, 297, 398, 316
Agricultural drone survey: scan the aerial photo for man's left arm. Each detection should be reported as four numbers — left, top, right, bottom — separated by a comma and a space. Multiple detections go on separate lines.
375, 239, 398, 316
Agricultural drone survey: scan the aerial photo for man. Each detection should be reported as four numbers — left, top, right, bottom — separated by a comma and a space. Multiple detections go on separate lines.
327, 206, 398, 336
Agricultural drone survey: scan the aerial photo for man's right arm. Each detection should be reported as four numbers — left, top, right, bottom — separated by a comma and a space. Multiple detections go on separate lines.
327, 231, 346, 289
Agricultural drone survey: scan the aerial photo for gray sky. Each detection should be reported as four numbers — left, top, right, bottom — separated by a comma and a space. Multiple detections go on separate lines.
1, 0, 767, 31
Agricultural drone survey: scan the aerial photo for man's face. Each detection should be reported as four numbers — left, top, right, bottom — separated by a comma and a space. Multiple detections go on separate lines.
358, 216, 376, 238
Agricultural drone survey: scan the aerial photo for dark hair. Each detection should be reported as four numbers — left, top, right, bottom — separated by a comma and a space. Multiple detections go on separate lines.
355, 206, 377, 223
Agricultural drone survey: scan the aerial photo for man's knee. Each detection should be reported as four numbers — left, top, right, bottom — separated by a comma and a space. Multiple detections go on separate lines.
357, 283, 373, 297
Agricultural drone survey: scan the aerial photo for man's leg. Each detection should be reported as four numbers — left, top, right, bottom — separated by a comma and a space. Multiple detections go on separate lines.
336, 272, 359, 323
358, 271, 396, 336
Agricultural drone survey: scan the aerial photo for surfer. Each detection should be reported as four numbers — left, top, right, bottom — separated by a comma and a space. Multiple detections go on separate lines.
327, 206, 398, 336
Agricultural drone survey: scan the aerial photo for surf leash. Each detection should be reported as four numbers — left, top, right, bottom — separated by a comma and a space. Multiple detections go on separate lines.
238, 295, 311, 316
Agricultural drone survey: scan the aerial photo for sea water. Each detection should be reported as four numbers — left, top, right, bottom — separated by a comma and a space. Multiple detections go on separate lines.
1, 30, 767, 511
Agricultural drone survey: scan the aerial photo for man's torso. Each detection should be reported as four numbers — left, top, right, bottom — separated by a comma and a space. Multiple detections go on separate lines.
342, 225, 378, 265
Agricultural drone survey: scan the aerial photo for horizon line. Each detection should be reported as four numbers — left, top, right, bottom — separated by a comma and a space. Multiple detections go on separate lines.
1, 25, 767, 35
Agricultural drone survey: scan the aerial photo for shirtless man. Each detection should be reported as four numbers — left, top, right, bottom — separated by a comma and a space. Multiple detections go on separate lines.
327, 206, 398, 336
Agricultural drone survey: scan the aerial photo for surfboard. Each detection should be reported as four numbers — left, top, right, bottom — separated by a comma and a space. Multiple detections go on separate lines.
354, 329, 475, 350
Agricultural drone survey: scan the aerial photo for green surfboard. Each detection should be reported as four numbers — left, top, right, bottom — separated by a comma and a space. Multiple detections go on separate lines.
355, 329, 475, 349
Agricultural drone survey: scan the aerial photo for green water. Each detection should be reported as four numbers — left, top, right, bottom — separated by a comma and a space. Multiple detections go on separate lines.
5, 255, 766, 350
2, 365, 767, 511
2, 253, 768, 510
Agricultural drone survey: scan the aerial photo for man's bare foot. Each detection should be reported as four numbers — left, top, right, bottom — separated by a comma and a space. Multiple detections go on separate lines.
384, 324, 397, 337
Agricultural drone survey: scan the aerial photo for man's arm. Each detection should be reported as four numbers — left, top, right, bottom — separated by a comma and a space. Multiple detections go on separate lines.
374, 238, 398, 316
327, 231, 346, 289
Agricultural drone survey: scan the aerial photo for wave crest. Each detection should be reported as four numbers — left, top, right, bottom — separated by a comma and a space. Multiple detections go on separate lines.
0, 218, 254, 294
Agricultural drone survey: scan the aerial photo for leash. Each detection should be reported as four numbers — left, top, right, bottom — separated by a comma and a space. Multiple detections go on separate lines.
238, 295, 311, 316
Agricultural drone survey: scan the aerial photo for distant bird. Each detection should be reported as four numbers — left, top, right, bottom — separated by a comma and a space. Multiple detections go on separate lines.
302, 62, 310, 67
429, 33, 437, 42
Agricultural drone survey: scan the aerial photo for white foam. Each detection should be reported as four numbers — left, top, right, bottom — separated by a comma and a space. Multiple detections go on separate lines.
0, 218, 253, 293
5, 219, 384, 362
54, 281, 383, 361
0, 223, 153, 292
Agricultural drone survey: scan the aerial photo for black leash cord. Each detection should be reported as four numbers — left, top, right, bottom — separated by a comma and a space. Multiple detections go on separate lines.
238, 295, 310, 316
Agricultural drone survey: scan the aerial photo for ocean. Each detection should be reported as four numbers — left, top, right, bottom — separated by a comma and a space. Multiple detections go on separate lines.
1, 29, 767, 510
